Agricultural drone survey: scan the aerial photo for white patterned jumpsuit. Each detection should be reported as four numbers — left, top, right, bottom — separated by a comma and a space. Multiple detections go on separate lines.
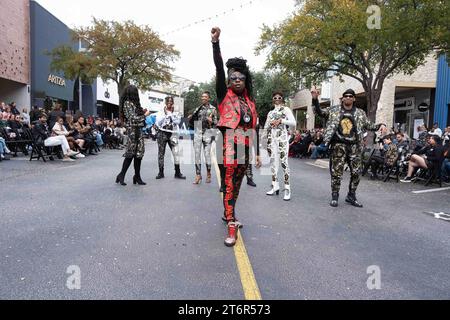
264, 105, 296, 189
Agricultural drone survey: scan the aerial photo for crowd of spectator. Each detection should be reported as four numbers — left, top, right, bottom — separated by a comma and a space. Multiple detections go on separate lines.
287, 123, 450, 184
0, 101, 128, 162
289, 128, 327, 159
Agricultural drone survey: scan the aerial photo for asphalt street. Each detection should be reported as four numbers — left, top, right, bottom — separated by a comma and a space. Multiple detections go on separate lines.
0, 140, 449, 299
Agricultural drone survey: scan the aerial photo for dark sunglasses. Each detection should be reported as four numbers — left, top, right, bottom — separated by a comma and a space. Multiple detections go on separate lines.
229, 75, 246, 82
343, 95, 354, 98
273, 96, 283, 100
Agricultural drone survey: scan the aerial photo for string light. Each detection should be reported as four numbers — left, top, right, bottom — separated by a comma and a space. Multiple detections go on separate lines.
163, 0, 258, 36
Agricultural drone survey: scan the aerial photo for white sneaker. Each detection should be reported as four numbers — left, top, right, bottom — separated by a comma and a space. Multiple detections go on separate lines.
284, 187, 291, 201
75, 153, 85, 158
68, 150, 79, 157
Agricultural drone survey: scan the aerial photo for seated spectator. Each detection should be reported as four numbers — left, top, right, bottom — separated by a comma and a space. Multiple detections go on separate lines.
310, 131, 327, 159
113, 121, 127, 146
48, 103, 65, 130
29, 105, 40, 123
32, 113, 78, 162
74, 116, 97, 155
0, 113, 8, 129
401, 135, 444, 182
442, 126, 450, 145
296, 130, 313, 158
0, 101, 6, 113
415, 125, 428, 151
21, 108, 30, 126
0, 136, 12, 160
52, 117, 84, 158
8, 114, 30, 155
88, 116, 104, 148
369, 135, 398, 180
2, 105, 11, 121
9, 102, 20, 116
395, 132, 410, 153
430, 122, 442, 137
66, 114, 86, 151
442, 142, 450, 182
103, 122, 121, 149
289, 130, 302, 157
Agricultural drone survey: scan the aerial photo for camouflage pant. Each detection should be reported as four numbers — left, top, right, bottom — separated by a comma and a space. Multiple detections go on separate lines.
245, 163, 253, 179
193, 132, 212, 175
157, 131, 180, 170
330, 143, 362, 193
267, 130, 290, 186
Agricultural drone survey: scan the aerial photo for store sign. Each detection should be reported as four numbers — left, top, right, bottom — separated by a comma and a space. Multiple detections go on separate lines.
418, 103, 429, 112
48, 74, 66, 87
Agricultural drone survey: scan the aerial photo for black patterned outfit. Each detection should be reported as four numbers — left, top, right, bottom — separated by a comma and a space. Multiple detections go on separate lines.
155, 108, 184, 178
123, 101, 146, 159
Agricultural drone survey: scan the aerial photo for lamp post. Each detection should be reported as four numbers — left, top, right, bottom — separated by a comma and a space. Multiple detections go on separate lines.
78, 38, 86, 113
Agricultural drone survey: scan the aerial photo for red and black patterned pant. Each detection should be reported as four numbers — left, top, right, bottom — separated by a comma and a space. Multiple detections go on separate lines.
219, 128, 250, 222
223, 164, 248, 222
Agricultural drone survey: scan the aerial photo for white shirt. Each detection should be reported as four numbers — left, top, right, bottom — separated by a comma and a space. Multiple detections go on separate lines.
155, 108, 182, 133
433, 128, 443, 137
264, 105, 297, 130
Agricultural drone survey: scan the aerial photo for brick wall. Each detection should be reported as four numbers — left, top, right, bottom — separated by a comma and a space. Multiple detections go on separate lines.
0, 0, 30, 84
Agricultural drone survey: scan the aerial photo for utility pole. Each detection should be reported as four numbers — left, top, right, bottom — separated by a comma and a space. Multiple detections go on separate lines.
78, 38, 85, 113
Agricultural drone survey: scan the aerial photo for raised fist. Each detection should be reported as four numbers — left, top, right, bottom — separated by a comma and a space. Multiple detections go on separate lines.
311, 89, 320, 99
211, 27, 221, 42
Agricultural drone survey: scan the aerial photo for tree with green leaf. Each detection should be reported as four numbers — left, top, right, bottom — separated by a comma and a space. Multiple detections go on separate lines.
182, 79, 217, 116
49, 18, 180, 97
257, 0, 449, 121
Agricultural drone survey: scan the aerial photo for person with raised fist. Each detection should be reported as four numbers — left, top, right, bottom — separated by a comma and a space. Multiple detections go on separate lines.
211, 26, 261, 247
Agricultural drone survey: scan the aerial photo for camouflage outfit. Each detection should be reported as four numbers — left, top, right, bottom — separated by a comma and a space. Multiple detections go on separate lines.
314, 99, 381, 195
191, 104, 218, 175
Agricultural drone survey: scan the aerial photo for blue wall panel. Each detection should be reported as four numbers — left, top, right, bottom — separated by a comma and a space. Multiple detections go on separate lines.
435, 54, 450, 127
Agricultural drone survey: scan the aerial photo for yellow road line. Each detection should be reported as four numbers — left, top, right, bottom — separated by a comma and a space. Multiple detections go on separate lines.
211, 144, 262, 300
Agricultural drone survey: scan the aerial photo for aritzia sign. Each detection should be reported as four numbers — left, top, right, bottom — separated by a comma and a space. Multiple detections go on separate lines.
48, 74, 66, 87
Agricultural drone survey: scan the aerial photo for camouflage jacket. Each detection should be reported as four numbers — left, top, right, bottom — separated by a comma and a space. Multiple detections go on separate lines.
313, 98, 381, 145
385, 143, 398, 167
189, 104, 218, 132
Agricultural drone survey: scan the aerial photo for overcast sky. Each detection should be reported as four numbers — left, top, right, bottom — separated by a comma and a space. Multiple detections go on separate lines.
35, 0, 297, 84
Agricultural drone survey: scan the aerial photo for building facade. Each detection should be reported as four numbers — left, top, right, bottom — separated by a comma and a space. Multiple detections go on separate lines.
96, 78, 186, 120
293, 55, 440, 137
30, 0, 96, 115
0, 0, 31, 109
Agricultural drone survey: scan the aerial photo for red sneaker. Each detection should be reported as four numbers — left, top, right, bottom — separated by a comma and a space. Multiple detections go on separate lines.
224, 222, 238, 247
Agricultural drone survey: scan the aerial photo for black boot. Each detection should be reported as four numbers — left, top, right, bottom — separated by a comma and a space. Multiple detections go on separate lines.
116, 157, 133, 186
330, 192, 339, 207
174, 164, 186, 180
133, 157, 146, 185
156, 167, 165, 179
346, 192, 363, 208
247, 177, 257, 187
